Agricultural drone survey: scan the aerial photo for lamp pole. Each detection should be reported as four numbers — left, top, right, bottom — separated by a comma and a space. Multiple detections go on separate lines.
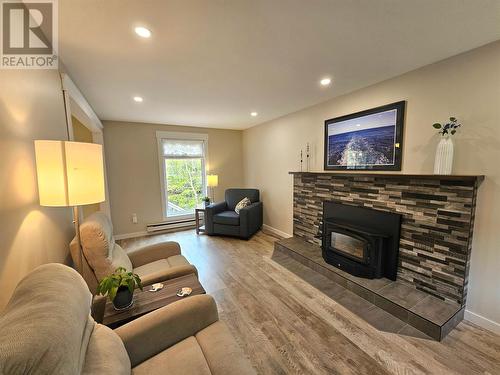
207, 174, 218, 203
72, 206, 83, 275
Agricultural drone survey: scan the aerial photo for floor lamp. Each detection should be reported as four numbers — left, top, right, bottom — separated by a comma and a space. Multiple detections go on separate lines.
207, 174, 218, 203
34, 140, 105, 275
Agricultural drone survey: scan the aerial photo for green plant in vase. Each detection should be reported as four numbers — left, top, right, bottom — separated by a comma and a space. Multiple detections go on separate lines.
97, 267, 143, 310
202, 196, 211, 207
432, 117, 461, 136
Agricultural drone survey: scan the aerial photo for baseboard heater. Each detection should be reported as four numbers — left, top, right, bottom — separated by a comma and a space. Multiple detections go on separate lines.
146, 218, 196, 233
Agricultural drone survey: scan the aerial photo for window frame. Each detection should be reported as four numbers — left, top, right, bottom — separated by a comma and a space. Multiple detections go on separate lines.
156, 131, 209, 221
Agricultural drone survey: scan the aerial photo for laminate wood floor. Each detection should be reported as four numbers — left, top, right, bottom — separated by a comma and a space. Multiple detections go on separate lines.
119, 230, 500, 375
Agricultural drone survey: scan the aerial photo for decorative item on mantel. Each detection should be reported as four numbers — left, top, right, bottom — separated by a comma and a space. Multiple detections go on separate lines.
306, 142, 310, 172
433, 117, 461, 175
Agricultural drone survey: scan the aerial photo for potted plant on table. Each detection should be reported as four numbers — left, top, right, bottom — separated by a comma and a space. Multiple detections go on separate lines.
97, 267, 143, 310
202, 196, 211, 207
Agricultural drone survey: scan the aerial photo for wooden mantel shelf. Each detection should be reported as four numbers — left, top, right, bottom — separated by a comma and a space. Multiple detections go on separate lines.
289, 171, 484, 184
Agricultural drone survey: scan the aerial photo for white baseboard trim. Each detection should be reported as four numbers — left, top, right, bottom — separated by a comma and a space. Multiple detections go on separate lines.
464, 309, 500, 334
262, 224, 292, 239
114, 231, 149, 240
114, 224, 196, 241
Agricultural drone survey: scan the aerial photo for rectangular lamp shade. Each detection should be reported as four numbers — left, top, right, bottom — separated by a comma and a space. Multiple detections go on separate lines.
207, 174, 218, 187
34, 140, 105, 207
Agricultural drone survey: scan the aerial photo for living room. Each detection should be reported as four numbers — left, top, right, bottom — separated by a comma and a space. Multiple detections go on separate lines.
1, 1, 499, 374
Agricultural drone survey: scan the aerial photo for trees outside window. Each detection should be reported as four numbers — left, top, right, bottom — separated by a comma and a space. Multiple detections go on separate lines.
165, 159, 203, 216
157, 132, 208, 220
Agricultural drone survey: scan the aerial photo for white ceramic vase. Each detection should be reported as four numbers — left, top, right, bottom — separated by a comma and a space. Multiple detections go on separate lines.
434, 136, 454, 175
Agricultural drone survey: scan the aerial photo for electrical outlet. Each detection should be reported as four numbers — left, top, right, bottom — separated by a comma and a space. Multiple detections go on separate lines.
132, 213, 138, 224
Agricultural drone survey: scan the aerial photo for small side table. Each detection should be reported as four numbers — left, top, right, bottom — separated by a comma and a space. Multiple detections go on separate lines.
195, 206, 206, 234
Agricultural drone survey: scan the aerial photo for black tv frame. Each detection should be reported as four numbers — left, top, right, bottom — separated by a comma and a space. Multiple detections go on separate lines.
324, 101, 406, 171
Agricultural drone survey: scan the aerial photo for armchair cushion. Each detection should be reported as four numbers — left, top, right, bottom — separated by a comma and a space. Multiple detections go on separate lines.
83, 324, 130, 375
239, 202, 264, 239
115, 295, 219, 367
0, 264, 106, 375
79, 212, 133, 281
204, 201, 227, 233
225, 189, 259, 211
132, 322, 256, 375
166, 254, 192, 268
133, 259, 170, 279
70, 236, 99, 294
196, 321, 256, 375
134, 259, 198, 286
213, 210, 240, 226
206, 201, 227, 213
128, 242, 181, 268
131, 337, 211, 375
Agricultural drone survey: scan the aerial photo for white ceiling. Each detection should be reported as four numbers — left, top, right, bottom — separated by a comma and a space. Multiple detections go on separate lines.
59, 0, 500, 130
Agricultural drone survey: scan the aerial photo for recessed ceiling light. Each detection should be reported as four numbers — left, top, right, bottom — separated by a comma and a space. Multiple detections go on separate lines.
250, 112, 258, 117
134, 26, 151, 38
133, 96, 143, 102
320, 77, 332, 86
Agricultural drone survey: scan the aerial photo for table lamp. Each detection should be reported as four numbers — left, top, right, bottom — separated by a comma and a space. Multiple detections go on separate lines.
34, 140, 105, 274
207, 174, 218, 202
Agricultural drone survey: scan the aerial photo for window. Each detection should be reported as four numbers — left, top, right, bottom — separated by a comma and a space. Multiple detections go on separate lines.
157, 132, 208, 220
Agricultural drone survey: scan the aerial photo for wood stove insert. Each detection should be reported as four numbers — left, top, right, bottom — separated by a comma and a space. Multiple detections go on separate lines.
322, 201, 402, 280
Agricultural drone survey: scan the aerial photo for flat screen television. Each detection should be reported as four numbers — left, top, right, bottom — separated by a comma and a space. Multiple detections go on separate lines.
324, 101, 405, 171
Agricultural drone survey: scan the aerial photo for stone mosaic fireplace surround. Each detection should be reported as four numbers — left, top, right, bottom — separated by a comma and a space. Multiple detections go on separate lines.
291, 172, 484, 306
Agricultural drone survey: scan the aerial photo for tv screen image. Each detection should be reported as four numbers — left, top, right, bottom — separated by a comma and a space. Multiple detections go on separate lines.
324, 101, 405, 171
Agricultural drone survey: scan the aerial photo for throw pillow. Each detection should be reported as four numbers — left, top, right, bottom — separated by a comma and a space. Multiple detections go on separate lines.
235, 197, 251, 214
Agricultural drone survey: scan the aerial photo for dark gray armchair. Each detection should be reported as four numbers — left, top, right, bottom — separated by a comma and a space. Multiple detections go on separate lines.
205, 188, 263, 239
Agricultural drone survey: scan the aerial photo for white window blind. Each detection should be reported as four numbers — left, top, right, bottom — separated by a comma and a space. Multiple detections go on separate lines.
162, 139, 204, 158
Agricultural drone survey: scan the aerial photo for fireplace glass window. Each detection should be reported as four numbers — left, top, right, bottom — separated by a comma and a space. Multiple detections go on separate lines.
330, 231, 366, 261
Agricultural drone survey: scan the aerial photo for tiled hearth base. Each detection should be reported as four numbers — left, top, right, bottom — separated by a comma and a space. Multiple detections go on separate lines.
274, 236, 464, 341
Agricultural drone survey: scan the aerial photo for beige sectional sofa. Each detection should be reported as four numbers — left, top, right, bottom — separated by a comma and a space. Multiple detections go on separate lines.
0, 263, 256, 375
70, 212, 198, 293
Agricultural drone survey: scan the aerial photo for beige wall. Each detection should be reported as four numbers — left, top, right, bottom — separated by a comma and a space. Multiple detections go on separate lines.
0, 70, 74, 310
72, 115, 93, 143
103, 121, 244, 235
243, 41, 500, 328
